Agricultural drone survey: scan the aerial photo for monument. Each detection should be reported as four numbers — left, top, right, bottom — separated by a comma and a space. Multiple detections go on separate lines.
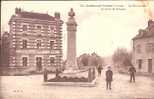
65, 8, 78, 72
44, 8, 96, 86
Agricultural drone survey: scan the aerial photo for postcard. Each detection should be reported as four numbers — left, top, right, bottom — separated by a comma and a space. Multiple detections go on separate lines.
1, 1, 154, 99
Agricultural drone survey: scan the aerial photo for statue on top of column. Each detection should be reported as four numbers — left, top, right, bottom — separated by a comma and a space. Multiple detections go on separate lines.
68, 8, 75, 18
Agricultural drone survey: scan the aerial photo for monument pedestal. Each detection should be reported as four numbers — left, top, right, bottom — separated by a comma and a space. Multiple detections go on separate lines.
44, 67, 97, 87
63, 65, 79, 73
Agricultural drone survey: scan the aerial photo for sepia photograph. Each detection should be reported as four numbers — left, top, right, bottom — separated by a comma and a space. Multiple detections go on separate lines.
0, 1, 154, 99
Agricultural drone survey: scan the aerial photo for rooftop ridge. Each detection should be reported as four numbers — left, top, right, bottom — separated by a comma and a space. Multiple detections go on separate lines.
15, 8, 55, 21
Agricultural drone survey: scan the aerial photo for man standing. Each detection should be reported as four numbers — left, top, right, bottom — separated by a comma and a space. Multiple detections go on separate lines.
106, 66, 113, 90
55, 68, 60, 78
129, 65, 136, 83
97, 65, 103, 76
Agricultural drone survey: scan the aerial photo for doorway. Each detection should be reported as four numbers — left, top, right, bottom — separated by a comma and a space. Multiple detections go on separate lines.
138, 59, 142, 69
148, 59, 152, 73
36, 57, 42, 71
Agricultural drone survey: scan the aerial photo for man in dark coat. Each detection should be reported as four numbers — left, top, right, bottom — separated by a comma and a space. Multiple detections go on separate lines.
129, 66, 136, 83
98, 65, 103, 76
106, 66, 113, 90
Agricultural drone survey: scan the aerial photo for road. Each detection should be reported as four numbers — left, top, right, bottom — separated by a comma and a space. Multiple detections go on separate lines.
0, 71, 154, 99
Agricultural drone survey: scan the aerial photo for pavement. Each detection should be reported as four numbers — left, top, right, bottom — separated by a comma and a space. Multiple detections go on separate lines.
0, 71, 154, 99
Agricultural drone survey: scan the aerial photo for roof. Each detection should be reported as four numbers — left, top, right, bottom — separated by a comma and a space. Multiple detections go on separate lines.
19, 11, 54, 21
14, 8, 55, 21
133, 20, 154, 40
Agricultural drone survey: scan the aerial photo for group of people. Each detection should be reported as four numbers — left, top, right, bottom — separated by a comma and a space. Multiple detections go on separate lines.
97, 65, 136, 90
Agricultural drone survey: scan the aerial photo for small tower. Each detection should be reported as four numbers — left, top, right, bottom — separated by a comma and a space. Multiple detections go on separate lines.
66, 8, 78, 70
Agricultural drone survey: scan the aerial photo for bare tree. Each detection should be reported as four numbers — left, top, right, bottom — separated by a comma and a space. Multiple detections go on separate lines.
112, 48, 132, 69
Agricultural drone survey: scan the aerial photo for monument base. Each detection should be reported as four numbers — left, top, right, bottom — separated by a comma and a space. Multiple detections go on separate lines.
43, 78, 96, 87
61, 68, 89, 78
44, 66, 97, 87
63, 66, 79, 73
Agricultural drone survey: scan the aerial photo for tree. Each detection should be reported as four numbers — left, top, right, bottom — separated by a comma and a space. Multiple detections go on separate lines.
78, 53, 90, 66
112, 48, 132, 69
78, 52, 104, 67
123, 52, 132, 66
90, 52, 102, 66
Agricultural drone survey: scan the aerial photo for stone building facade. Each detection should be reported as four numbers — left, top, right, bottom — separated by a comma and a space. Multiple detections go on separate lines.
132, 20, 154, 74
8, 8, 63, 72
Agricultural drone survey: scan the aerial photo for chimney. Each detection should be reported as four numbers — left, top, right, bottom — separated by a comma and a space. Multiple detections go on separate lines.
54, 12, 60, 19
138, 29, 144, 36
148, 19, 154, 29
15, 7, 21, 14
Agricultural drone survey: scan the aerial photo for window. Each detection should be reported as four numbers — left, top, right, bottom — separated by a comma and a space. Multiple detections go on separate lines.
23, 25, 27, 31
50, 57, 55, 65
146, 43, 154, 53
148, 59, 152, 73
22, 57, 27, 66
37, 40, 41, 48
43, 25, 49, 29
23, 40, 27, 48
136, 44, 141, 53
138, 59, 142, 69
50, 26, 56, 33
152, 43, 154, 52
50, 41, 54, 49
29, 25, 35, 29
37, 26, 41, 29
50, 26, 54, 31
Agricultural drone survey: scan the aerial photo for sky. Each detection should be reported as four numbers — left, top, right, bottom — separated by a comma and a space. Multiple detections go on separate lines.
1, 1, 154, 59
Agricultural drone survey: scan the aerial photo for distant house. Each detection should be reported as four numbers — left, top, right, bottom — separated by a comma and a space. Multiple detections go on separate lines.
5, 8, 63, 72
132, 20, 154, 74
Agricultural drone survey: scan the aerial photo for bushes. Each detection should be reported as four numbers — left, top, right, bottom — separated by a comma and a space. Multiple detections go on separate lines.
48, 76, 88, 82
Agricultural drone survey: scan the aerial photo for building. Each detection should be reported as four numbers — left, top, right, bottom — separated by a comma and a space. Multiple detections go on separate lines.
7, 8, 63, 72
1, 31, 10, 67
0, 31, 1, 67
132, 20, 154, 74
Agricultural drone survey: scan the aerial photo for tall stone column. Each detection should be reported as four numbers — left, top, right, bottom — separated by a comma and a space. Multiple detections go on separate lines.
66, 8, 78, 70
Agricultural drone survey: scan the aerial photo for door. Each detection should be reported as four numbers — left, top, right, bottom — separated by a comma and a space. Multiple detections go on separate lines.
22, 57, 27, 67
148, 59, 152, 73
36, 57, 42, 71
138, 59, 142, 69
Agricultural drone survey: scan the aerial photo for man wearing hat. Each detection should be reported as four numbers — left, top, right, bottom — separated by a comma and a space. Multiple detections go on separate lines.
106, 66, 113, 90
128, 65, 136, 83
